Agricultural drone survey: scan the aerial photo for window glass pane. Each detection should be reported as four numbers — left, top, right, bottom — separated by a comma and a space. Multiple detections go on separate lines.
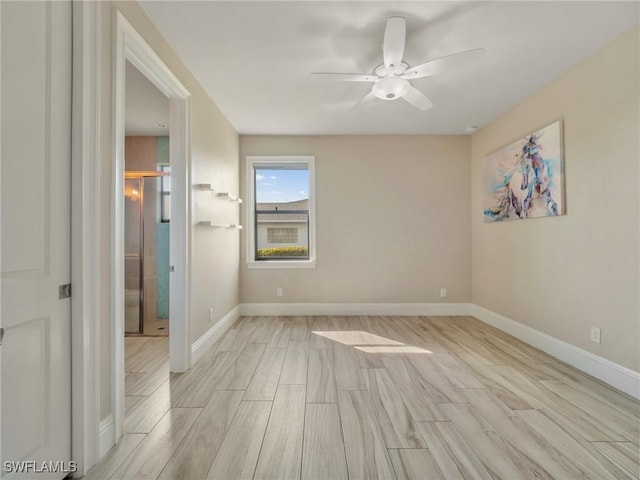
160, 165, 171, 192
267, 227, 298, 243
255, 166, 309, 260
160, 165, 171, 222
161, 194, 171, 223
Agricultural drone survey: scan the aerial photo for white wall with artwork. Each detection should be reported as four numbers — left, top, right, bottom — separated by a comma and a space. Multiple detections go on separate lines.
471, 26, 639, 372
483, 120, 564, 222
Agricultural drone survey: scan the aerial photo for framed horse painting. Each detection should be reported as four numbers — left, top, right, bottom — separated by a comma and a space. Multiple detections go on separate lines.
483, 120, 565, 222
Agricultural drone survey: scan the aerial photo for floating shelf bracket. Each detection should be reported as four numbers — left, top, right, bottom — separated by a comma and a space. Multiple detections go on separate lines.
198, 221, 243, 229
217, 192, 243, 203
194, 183, 215, 191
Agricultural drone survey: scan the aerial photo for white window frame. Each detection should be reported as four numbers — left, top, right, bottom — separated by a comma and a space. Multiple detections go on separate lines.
246, 156, 316, 269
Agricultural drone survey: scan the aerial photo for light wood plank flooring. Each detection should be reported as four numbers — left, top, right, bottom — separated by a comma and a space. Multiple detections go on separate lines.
86, 316, 640, 479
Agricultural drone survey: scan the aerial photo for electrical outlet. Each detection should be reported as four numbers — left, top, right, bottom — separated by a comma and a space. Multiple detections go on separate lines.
209, 307, 215, 322
440, 288, 447, 298
590, 326, 601, 344
276, 287, 283, 297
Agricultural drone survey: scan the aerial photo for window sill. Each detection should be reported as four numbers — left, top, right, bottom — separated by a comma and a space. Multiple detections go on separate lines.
247, 259, 316, 270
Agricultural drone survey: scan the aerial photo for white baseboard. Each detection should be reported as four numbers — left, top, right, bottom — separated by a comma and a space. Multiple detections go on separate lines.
471, 304, 640, 400
239, 302, 472, 317
98, 415, 115, 459
191, 305, 240, 365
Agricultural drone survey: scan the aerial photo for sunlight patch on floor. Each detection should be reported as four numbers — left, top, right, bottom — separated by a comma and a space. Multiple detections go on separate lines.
355, 345, 432, 354
311, 330, 403, 346
312, 330, 431, 354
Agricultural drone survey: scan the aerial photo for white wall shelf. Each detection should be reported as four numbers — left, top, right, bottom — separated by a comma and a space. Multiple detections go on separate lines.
194, 185, 242, 203
217, 192, 243, 203
194, 183, 215, 191
195, 186, 241, 227
198, 221, 243, 229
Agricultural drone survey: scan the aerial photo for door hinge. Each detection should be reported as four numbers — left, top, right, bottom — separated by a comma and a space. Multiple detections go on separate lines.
0, 328, 4, 346
58, 283, 71, 299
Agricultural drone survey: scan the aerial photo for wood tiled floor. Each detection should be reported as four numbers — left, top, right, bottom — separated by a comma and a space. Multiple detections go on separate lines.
86, 316, 640, 479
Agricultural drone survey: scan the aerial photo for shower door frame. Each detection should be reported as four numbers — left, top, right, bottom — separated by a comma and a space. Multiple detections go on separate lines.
124, 176, 145, 335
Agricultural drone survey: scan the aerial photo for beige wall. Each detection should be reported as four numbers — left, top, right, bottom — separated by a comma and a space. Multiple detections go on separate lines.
471, 26, 639, 372
98, 2, 240, 420
240, 135, 471, 304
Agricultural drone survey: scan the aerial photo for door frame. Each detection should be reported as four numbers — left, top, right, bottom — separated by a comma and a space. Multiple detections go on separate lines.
112, 9, 192, 442
70, 6, 192, 475
71, 1, 101, 475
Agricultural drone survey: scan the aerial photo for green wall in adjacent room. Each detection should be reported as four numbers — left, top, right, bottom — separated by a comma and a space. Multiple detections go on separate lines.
156, 136, 170, 319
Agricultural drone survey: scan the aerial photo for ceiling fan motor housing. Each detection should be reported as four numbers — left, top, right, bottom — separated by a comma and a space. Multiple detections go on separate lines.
372, 76, 410, 100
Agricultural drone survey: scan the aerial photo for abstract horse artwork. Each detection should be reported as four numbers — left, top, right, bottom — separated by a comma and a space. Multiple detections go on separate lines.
484, 121, 564, 222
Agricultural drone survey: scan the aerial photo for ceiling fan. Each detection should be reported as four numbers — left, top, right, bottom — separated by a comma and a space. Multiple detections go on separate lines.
312, 17, 484, 111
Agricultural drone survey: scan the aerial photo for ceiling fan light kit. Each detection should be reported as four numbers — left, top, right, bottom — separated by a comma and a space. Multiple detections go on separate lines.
312, 16, 484, 112
373, 76, 410, 100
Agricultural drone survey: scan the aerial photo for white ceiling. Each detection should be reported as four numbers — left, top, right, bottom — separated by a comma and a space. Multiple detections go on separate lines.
138, 1, 639, 135
125, 60, 169, 136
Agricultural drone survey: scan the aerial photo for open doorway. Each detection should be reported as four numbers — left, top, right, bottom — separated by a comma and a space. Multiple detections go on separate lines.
112, 11, 192, 445
122, 60, 171, 430
124, 61, 170, 337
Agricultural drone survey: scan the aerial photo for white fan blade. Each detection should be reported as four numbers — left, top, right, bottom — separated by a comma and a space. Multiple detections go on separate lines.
351, 90, 377, 110
383, 17, 405, 68
311, 73, 378, 82
401, 48, 485, 80
403, 86, 433, 111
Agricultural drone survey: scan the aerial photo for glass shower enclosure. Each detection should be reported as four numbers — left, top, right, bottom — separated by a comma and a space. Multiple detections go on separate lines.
124, 170, 169, 335
125, 177, 145, 334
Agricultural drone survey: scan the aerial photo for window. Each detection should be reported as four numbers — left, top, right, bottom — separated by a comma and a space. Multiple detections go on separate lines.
159, 164, 171, 222
246, 156, 315, 268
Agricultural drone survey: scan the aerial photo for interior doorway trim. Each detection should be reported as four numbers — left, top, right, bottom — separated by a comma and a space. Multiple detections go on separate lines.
113, 9, 192, 443
71, 1, 101, 475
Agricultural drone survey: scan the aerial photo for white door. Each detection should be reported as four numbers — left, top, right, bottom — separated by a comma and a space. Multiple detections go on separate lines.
1, 1, 72, 479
